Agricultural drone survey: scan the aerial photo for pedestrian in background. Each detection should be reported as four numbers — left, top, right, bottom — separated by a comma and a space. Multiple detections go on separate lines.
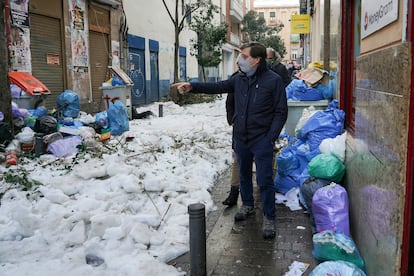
266, 48, 291, 88
171, 42, 288, 239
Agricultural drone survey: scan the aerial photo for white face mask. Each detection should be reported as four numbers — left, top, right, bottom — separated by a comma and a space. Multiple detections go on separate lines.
237, 55, 253, 74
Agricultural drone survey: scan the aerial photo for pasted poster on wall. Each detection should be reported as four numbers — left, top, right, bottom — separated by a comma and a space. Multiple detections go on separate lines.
111, 40, 120, 68
9, 0, 31, 72
69, 0, 89, 69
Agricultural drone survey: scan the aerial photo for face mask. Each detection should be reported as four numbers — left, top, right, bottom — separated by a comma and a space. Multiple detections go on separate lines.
266, 59, 273, 65
237, 55, 253, 74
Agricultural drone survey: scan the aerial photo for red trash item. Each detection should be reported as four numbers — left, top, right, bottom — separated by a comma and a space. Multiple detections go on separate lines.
6, 152, 17, 165
8, 72, 51, 96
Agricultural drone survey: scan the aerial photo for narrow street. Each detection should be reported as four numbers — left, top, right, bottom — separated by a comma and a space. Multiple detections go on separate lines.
170, 167, 318, 275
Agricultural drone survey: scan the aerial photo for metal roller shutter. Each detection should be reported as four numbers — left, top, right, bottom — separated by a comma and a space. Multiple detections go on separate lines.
89, 30, 110, 112
30, 13, 64, 110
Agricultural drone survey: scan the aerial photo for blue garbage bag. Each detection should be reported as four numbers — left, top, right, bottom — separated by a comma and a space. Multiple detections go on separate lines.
95, 111, 109, 129
276, 145, 300, 176
285, 79, 325, 101
275, 140, 319, 194
297, 100, 345, 150
274, 170, 303, 194
56, 90, 80, 118
107, 101, 129, 135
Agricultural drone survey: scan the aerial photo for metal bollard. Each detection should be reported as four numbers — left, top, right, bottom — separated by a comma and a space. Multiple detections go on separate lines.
158, 104, 163, 117
188, 203, 206, 276
34, 133, 45, 157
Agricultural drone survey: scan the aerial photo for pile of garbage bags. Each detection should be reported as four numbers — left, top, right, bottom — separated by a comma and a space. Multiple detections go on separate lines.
1, 89, 130, 163
274, 99, 366, 274
286, 67, 336, 101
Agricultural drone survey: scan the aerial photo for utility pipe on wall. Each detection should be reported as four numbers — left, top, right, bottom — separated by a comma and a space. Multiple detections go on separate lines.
323, 0, 331, 71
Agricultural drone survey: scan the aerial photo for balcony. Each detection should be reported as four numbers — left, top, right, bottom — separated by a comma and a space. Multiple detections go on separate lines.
230, 0, 243, 23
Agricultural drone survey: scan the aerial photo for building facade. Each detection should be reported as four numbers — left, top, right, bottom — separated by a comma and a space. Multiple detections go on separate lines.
253, 1, 300, 64
7, 0, 126, 114
123, 0, 245, 106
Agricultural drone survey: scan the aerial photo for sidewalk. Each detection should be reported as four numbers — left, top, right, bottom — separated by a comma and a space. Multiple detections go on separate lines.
169, 167, 319, 275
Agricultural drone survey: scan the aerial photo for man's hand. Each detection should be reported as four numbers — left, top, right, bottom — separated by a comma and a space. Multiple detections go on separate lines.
171, 82, 192, 94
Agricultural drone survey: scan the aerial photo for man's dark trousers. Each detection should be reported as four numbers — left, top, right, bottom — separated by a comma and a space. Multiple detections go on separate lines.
234, 136, 275, 220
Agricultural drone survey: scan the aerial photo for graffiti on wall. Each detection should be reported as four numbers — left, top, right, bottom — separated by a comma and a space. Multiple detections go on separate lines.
9, 0, 31, 72
70, 0, 89, 69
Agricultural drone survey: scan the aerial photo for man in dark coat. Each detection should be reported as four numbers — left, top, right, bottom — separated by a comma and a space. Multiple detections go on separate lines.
266, 48, 291, 88
171, 42, 288, 240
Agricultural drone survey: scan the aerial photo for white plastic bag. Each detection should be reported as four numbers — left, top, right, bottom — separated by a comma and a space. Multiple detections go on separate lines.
15, 127, 35, 144
47, 136, 83, 158
295, 105, 319, 135
319, 131, 347, 162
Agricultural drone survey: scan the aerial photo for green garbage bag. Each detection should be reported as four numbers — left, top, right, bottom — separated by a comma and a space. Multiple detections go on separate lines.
308, 153, 345, 183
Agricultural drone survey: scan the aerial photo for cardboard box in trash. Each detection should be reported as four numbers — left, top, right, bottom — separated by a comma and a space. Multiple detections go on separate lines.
109, 66, 133, 85
294, 67, 330, 87
101, 67, 134, 119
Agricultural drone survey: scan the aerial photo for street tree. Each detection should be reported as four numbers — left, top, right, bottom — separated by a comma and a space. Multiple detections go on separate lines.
161, 0, 216, 103
189, 3, 227, 82
241, 10, 286, 57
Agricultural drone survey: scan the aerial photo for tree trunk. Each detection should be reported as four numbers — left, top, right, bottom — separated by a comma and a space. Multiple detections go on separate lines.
0, 0, 13, 126
169, 0, 180, 104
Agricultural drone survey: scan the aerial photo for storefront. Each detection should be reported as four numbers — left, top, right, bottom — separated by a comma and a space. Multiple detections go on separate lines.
338, 0, 413, 275
6, 0, 127, 114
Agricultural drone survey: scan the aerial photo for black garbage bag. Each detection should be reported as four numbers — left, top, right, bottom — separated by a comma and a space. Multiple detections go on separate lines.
299, 177, 331, 233
34, 115, 58, 135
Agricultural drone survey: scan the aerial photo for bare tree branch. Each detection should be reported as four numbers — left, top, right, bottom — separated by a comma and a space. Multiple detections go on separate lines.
161, 0, 175, 24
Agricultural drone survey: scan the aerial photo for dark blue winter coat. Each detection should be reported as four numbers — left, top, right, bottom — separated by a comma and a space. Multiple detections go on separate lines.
191, 61, 288, 147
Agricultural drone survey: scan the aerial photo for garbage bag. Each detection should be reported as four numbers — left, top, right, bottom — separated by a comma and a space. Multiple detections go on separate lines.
274, 171, 303, 195
310, 260, 366, 276
95, 111, 109, 129
276, 145, 300, 176
319, 131, 347, 162
297, 100, 345, 150
299, 177, 331, 232
312, 230, 365, 271
34, 115, 58, 135
286, 79, 325, 101
107, 101, 129, 135
57, 89, 80, 118
308, 153, 345, 183
47, 135, 82, 158
312, 183, 350, 236
32, 106, 48, 117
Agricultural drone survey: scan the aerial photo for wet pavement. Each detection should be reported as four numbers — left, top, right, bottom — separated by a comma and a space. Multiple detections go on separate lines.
169, 167, 319, 275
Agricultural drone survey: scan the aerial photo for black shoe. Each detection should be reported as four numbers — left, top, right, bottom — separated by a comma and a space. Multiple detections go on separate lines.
222, 186, 239, 207
262, 216, 276, 240
234, 205, 255, 221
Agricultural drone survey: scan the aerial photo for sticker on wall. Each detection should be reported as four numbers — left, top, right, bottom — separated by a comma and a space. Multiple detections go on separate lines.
9, 0, 31, 72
